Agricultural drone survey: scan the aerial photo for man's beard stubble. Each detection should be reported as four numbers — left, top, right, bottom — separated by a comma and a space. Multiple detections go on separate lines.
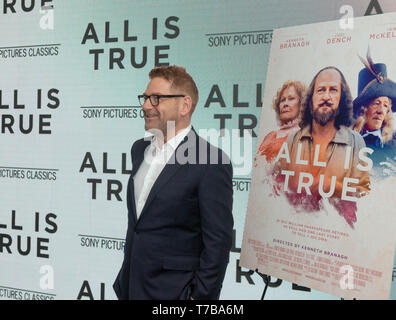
311, 101, 339, 126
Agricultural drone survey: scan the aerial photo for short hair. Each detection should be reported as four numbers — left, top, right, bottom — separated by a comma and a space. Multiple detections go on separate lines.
353, 97, 394, 143
300, 66, 353, 129
149, 65, 199, 114
272, 80, 306, 121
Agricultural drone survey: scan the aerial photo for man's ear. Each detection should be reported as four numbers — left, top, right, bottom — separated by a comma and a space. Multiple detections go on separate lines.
180, 95, 193, 117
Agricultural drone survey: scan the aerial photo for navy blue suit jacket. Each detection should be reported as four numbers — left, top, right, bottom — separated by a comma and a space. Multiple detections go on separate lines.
113, 128, 233, 300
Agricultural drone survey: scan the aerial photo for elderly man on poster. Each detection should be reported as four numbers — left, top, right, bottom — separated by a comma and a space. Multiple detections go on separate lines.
113, 65, 233, 300
352, 54, 396, 174
276, 67, 371, 228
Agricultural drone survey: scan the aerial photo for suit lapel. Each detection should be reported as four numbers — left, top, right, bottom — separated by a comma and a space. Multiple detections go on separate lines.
130, 139, 151, 222
136, 128, 197, 224
138, 161, 182, 221
132, 140, 150, 176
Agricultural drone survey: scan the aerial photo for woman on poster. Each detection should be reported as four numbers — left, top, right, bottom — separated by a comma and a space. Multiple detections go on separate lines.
254, 80, 306, 165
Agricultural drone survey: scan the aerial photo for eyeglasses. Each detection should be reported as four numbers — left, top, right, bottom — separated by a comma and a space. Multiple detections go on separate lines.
138, 94, 185, 107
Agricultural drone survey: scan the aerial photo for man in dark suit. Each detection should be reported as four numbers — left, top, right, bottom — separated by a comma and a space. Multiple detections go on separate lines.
113, 65, 233, 300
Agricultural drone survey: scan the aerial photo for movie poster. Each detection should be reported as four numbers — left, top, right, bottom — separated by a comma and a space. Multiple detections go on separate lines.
240, 12, 396, 299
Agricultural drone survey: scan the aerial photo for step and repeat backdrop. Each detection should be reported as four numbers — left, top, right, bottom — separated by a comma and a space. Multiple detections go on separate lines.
0, 0, 395, 300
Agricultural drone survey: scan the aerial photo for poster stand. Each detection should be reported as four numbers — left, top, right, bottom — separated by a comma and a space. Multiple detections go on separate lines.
254, 269, 270, 300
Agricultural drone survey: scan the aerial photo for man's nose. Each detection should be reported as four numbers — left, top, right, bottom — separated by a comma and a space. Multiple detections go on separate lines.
374, 104, 387, 114
323, 90, 331, 100
376, 108, 384, 114
142, 98, 153, 111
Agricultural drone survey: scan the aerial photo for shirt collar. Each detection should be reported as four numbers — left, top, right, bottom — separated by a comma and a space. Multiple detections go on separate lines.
300, 124, 350, 144
362, 128, 382, 140
152, 124, 192, 152
333, 126, 350, 144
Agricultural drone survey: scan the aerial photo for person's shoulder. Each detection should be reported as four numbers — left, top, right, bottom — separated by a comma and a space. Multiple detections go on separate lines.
131, 137, 151, 154
285, 126, 304, 145
133, 137, 148, 146
343, 125, 359, 136
263, 130, 277, 141
256, 130, 277, 152
343, 126, 362, 139
341, 125, 366, 147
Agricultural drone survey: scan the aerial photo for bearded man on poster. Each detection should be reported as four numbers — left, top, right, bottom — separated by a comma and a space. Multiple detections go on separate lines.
113, 65, 233, 300
277, 67, 370, 228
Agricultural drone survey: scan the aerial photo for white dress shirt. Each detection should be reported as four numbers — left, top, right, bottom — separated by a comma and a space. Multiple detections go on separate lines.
133, 125, 192, 218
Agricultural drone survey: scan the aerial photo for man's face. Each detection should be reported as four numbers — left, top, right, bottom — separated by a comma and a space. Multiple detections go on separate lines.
311, 69, 342, 126
279, 85, 300, 124
142, 77, 182, 136
365, 96, 391, 131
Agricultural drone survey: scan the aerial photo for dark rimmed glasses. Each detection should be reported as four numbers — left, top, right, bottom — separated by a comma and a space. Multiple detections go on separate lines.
138, 94, 185, 107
